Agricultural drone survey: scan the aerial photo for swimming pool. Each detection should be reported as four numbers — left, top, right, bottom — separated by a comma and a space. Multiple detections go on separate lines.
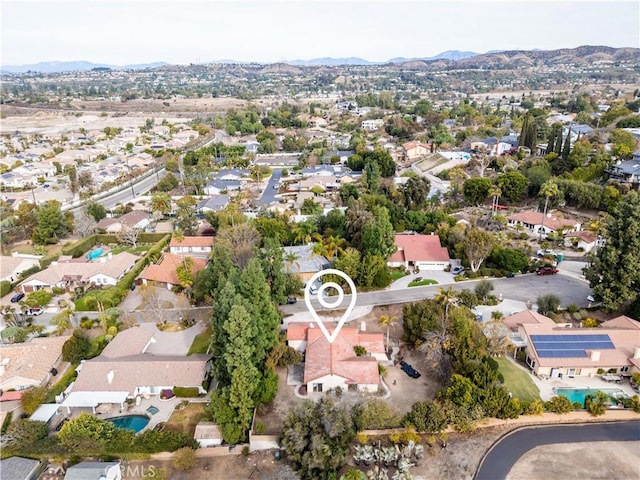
107, 414, 150, 433
555, 388, 628, 406
86, 248, 104, 260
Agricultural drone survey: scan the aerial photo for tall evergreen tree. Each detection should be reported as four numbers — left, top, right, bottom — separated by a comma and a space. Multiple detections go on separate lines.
210, 280, 238, 384
561, 128, 572, 159
238, 258, 281, 364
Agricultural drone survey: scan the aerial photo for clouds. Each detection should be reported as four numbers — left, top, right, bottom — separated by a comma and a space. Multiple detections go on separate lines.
2, 1, 638, 65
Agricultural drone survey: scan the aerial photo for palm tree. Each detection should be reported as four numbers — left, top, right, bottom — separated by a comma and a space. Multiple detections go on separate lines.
378, 314, 399, 353
434, 286, 458, 321
538, 180, 559, 242
292, 220, 319, 245
488, 185, 501, 217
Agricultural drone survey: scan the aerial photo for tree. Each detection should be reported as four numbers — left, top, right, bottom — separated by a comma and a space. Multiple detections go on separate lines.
474, 280, 494, 303
292, 219, 319, 245
156, 172, 179, 192
14, 201, 38, 240
4, 420, 48, 450
463, 229, 494, 272
282, 398, 355, 480
537, 294, 560, 316
300, 198, 322, 216
78, 170, 95, 193
87, 202, 107, 222
585, 192, 640, 311
74, 208, 97, 238
175, 256, 196, 291
216, 223, 260, 269
150, 191, 172, 219
58, 412, 118, 454
496, 171, 528, 203
463, 178, 491, 206
175, 195, 198, 235
404, 400, 447, 433
62, 329, 92, 363
538, 180, 560, 241
117, 225, 141, 247
586, 391, 609, 416
399, 176, 430, 211
20, 386, 47, 415
378, 314, 399, 353
172, 447, 197, 470
488, 185, 502, 216
25, 290, 53, 307
32, 200, 68, 244
361, 205, 395, 259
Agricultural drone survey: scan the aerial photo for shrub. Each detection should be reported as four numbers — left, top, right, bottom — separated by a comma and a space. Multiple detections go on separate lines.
1, 411, 13, 434
51, 286, 66, 295
4, 419, 48, 450
25, 290, 53, 307
585, 392, 609, 416
45, 367, 78, 403
172, 447, 197, 471
173, 387, 200, 397
566, 304, 579, 313
597, 368, 605, 375
544, 395, 574, 414
353, 345, 367, 356
581, 317, 599, 328
356, 432, 368, 444
0, 280, 11, 297
353, 399, 403, 430
404, 400, 447, 433
522, 399, 545, 415
254, 421, 265, 435
537, 294, 561, 316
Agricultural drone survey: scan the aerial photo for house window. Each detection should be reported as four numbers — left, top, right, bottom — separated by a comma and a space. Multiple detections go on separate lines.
312, 383, 323, 393
620, 366, 629, 373
525, 356, 536, 369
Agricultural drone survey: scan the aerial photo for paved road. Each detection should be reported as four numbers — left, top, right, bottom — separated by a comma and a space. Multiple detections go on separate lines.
475, 421, 640, 480
98, 168, 167, 210
259, 168, 283, 205
281, 273, 593, 314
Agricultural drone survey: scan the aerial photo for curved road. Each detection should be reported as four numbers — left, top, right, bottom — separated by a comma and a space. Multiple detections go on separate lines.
475, 421, 640, 480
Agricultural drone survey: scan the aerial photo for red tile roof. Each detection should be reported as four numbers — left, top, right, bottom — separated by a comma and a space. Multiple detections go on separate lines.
388, 234, 450, 263
565, 231, 597, 243
169, 236, 214, 248
303, 325, 383, 385
0, 390, 24, 402
286, 323, 309, 341
508, 211, 579, 231
140, 254, 208, 285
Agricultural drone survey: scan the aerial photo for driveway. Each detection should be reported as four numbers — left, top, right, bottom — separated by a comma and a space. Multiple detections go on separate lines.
138, 322, 205, 356
389, 270, 456, 290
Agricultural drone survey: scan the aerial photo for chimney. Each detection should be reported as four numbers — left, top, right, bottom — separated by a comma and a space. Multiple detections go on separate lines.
590, 350, 601, 362
634, 347, 640, 359
107, 370, 114, 384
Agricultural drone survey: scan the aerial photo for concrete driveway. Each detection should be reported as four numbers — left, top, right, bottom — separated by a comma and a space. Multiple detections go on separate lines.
389, 270, 456, 290
139, 322, 205, 356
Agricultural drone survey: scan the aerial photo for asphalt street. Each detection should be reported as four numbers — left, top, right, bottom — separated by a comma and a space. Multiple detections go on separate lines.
281, 272, 593, 314
259, 168, 283, 205
474, 421, 640, 480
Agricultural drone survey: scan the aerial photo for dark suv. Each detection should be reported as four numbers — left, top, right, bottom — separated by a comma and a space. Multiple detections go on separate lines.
10, 292, 25, 302
536, 266, 558, 275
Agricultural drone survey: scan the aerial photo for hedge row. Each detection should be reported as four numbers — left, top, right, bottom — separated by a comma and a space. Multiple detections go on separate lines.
173, 387, 200, 397
62, 233, 171, 258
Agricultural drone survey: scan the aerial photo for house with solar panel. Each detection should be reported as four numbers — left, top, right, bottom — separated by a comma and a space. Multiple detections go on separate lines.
503, 312, 640, 379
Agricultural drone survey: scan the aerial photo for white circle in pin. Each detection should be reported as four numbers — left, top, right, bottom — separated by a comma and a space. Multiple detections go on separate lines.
317, 282, 343, 309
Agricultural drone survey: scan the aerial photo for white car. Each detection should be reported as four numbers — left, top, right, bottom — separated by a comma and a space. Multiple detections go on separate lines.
25, 307, 44, 316
537, 249, 556, 257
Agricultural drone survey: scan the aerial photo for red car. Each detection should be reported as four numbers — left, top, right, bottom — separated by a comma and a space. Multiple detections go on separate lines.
536, 266, 559, 275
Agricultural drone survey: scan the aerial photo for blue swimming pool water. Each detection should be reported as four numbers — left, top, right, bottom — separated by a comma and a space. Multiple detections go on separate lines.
555, 388, 628, 406
87, 248, 104, 260
107, 414, 150, 433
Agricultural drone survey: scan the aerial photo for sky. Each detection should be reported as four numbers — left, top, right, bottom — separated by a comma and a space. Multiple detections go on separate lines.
1, 0, 639, 66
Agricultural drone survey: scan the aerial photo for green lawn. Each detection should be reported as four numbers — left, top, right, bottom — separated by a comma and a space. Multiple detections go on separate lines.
390, 270, 408, 281
496, 356, 540, 402
408, 278, 438, 287
187, 327, 212, 355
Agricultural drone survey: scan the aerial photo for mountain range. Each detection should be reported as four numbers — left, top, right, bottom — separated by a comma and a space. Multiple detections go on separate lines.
2, 46, 637, 73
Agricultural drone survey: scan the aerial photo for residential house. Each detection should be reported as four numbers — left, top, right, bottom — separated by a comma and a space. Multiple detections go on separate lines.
361, 119, 384, 131
562, 124, 594, 144
507, 211, 581, 237
169, 236, 213, 258
606, 158, 640, 184
282, 244, 330, 283
63, 462, 121, 480
12, 161, 56, 178
564, 230, 599, 252
402, 141, 432, 161
19, 252, 138, 293
470, 137, 514, 156
0, 253, 40, 283
139, 253, 208, 290
203, 179, 241, 195
96, 210, 150, 233
388, 234, 450, 271
65, 327, 211, 412
287, 324, 386, 394
0, 457, 43, 480
194, 422, 223, 447
196, 195, 230, 213
503, 312, 640, 378
0, 172, 31, 189
0, 335, 70, 391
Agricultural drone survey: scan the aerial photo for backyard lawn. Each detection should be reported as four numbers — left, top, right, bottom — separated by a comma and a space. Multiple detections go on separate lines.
187, 326, 212, 355
165, 402, 210, 437
496, 356, 540, 402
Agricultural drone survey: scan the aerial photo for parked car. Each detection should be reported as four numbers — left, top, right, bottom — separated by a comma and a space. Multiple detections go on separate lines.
536, 266, 559, 275
505, 273, 516, 278
451, 266, 465, 275
10, 292, 25, 303
25, 307, 43, 316
537, 249, 557, 257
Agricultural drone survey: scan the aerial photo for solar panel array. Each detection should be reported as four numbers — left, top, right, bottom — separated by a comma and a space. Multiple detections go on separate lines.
531, 334, 615, 358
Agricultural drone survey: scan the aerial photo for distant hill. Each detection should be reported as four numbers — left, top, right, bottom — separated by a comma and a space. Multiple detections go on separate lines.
287, 57, 378, 66
0, 60, 167, 73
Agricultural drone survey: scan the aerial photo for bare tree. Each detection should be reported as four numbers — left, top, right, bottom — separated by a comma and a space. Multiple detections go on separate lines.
117, 225, 141, 248
216, 222, 260, 269
74, 209, 97, 238
139, 285, 169, 325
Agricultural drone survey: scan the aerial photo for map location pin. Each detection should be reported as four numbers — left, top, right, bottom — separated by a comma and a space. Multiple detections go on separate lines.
304, 269, 357, 344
